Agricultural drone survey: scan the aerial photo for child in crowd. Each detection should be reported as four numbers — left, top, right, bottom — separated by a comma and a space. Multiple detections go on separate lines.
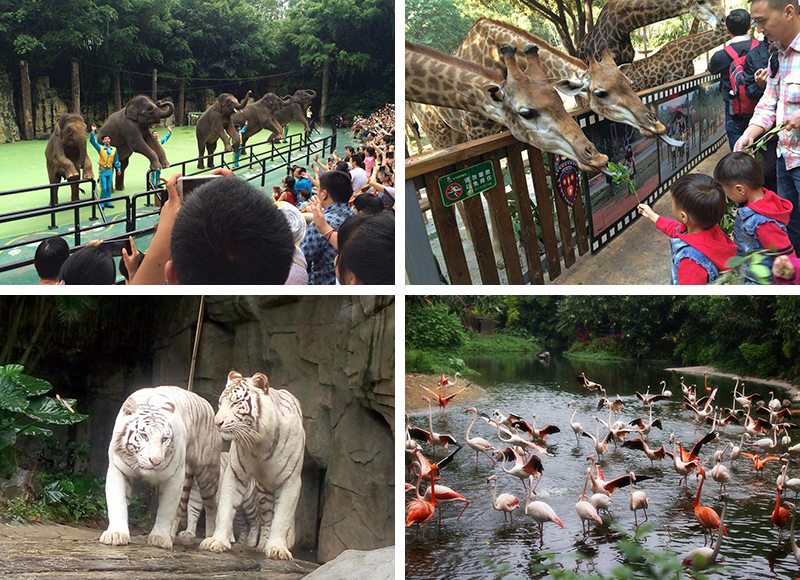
638, 173, 736, 284
296, 188, 312, 211
34, 236, 70, 285
714, 152, 795, 283
89, 124, 121, 208
150, 125, 172, 188
58, 240, 116, 285
364, 146, 376, 178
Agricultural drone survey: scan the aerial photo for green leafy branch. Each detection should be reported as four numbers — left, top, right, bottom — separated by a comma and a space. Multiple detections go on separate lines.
607, 161, 640, 203
714, 249, 774, 285
743, 123, 784, 162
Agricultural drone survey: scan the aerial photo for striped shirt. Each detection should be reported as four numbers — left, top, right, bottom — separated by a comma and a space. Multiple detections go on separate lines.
750, 31, 800, 170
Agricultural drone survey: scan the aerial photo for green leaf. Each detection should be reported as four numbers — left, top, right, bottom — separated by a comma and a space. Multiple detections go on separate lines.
25, 396, 88, 425
726, 255, 748, 268
17, 424, 53, 437
0, 365, 24, 377
751, 264, 772, 280
0, 426, 19, 450
0, 375, 31, 413
15, 374, 52, 397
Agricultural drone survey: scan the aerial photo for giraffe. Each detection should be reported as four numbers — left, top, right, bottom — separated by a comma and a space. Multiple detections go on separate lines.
405, 40, 609, 172
579, 0, 726, 65
626, 29, 728, 92
405, 102, 425, 155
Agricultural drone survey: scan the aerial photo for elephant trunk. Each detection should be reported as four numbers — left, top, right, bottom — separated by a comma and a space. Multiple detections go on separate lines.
155, 100, 174, 118
303, 89, 317, 99
236, 90, 252, 110
77, 134, 87, 170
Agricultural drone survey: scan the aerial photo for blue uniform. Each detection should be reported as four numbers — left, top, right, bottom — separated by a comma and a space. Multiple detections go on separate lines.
150, 131, 171, 188
90, 131, 121, 208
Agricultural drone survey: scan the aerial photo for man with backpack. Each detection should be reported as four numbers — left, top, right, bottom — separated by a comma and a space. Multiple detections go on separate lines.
709, 9, 759, 150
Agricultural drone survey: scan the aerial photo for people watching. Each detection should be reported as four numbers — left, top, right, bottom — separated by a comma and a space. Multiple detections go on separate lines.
335, 211, 395, 285
34, 236, 70, 285
273, 175, 298, 205
275, 201, 309, 285
299, 170, 354, 285
58, 240, 116, 285
349, 153, 368, 192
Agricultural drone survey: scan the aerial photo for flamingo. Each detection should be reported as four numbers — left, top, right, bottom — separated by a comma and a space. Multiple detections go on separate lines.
683, 493, 729, 569
768, 391, 782, 413
581, 417, 611, 459
777, 463, 800, 499
524, 475, 563, 544
405, 462, 438, 538
490, 419, 545, 455
628, 472, 649, 530
789, 500, 800, 565
742, 452, 784, 475
492, 409, 522, 428
730, 432, 749, 461
409, 396, 458, 457
567, 400, 583, 444
635, 387, 669, 407
439, 372, 462, 390
710, 444, 731, 493
622, 438, 666, 466
752, 428, 778, 453
487, 474, 519, 523
629, 407, 663, 438
578, 371, 602, 391
464, 407, 496, 466
512, 414, 560, 442
495, 446, 544, 494
405, 414, 418, 456
587, 455, 651, 496
660, 380, 672, 399
420, 378, 468, 415
743, 409, 772, 438
422, 484, 469, 524
733, 378, 758, 411
665, 436, 700, 487
576, 467, 603, 534
694, 468, 727, 545
685, 388, 718, 423
773, 482, 792, 543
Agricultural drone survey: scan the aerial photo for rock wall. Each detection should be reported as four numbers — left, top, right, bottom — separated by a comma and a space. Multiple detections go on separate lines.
33, 77, 69, 140
0, 67, 21, 143
145, 296, 395, 562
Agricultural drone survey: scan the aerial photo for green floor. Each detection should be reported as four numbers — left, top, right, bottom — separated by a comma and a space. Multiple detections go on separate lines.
0, 122, 355, 284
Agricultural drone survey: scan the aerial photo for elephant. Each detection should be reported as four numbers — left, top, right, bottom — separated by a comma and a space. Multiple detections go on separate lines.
45, 113, 94, 204
264, 89, 317, 143
97, 95, 174, 190
231, 92, 290, 153
195, 91, 252, 169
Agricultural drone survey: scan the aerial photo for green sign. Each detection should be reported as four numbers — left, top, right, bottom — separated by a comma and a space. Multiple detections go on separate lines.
437, 160, 496, 207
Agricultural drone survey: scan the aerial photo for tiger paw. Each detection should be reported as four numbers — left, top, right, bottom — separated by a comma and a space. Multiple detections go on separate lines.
200, 537, 231, 552
147, 531, 173, 550
177, 530, 196, 540
99, 529, 130, 546
265, 544, 294, 561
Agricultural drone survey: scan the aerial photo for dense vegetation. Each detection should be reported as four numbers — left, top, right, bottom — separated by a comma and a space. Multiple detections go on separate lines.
406, 296, 800, 384
0, 0, 394, 125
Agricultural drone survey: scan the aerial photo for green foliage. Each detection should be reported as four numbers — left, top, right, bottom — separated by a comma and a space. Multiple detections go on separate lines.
739, 340, 779, 377
2, 473, 106, 525
406, 304, 467, 350
0, 365, 87, 463
713, 251, 772, 285
460, 331, 540, 354
607, 161, 639, 202
405, 349, 472, 375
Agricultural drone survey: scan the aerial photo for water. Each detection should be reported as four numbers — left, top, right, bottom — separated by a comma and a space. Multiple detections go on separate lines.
405, 355, 800, 579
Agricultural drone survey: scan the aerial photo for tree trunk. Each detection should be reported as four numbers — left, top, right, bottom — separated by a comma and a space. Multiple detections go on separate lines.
320, 60, 329, 124
113, 71, 122, 111
177, 78, 185, 126
19, 60, 34, 140
70, 59, 80, 114
152, 68, 158, 101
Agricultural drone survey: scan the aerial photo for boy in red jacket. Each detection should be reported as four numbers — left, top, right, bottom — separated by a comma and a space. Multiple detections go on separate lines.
714, 151, 795, 284
638, 174, 736, 284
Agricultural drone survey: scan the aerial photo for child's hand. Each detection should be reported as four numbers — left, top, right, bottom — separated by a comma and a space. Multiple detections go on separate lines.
91, 124, 97, 132
773, 255, 796, 280
308, 195, 323, 221
167, 125, 172, 132
637, 204, 658, 223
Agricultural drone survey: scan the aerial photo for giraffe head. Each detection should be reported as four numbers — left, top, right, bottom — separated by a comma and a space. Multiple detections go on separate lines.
686, 0, 725, 31
579, 47, 666, 137
494, 45, 608, 173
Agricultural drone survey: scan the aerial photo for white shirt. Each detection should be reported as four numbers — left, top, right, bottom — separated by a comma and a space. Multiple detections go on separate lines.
350, 167, 367, 192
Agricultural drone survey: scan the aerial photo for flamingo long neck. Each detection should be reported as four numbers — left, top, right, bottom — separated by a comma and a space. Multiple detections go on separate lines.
500, 452, 511, 475
466, 409, 477, 441
414, 470, 424, 501
776, 485, 783, 513
491, 477, 499, 510
524, 477, 533, 511
791, 503, 800, 563
429, 470, 437, 509
695, 471, 705, 508
710, 498, 727, 560
571, 407, 578, 424
496, 422, 511, 443
427, 399, 434, 435
580, 469, 590, 502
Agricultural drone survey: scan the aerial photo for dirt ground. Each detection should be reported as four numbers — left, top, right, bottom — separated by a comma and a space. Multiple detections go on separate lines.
404, 373, 488, 414
0, 523, 317, 580
667, 366, 800, 399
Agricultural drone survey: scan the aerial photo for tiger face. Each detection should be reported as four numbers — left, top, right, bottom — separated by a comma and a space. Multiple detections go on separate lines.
215, 371, 270, 443
123, 411, 175, 470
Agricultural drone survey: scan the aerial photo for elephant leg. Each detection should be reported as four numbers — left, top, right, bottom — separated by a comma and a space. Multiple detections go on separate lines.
226, 125, 240, 153
116, 157, 129, 191
69, 175, 81, 202
206, 141, 218, 169
197, 139, 206, 169
146, 133, 169, 168
218, 128, 233, 152
127, 131, 161, 173
48, 173, 61, 206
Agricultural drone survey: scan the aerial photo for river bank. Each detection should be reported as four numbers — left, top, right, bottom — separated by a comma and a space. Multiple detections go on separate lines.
405, 373, 488, 413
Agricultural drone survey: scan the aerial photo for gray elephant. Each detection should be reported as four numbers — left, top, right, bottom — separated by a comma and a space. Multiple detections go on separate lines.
97, 95, 174, 190
195, 91, 252, 169
45, 113, 94, 204
231, 93, 290, 152
265, 89, 316, 142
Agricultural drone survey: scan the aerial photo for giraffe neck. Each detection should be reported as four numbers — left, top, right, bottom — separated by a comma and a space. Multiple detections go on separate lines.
457, 18, 585, 80
678, 29, 729, 58
405, 41, 504, 123
598, 0, 689, 35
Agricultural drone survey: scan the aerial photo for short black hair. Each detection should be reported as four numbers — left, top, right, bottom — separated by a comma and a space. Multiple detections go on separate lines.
34, 236, 69, 279
351, 152, 366, 170
170, 176, 294, 284
713, 151, 764, 189
298, 188, 311, 200
58, 245, 116, 284
319, 171, 352, 203
671, 173, 727, 229
334, 160, 350, 172
284, 175, 296, 192
353, 193, 384, 214
366, 146, 376, 157
727, 8, 751, 35
336, 212, 394, 284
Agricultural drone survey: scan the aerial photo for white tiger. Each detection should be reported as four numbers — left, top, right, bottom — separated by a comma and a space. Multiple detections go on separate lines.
100, 386, 222, 549
182, 451, 260, 547
200, 371, 305, 560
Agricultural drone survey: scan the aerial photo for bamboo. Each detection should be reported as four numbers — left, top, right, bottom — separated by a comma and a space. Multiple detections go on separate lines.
187, 296, 205, 392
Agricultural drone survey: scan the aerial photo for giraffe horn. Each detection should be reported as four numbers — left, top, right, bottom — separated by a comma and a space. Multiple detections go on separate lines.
523, 45, 546, 78
499, 45, 517, 58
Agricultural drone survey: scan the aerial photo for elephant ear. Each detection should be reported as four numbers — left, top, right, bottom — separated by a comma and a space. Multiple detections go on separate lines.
212, 100, 223, 113
125, 101, 139, 122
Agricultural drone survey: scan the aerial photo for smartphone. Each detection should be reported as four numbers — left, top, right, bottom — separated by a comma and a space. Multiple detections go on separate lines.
178, 174, 222, 201
103, 238, 132, 257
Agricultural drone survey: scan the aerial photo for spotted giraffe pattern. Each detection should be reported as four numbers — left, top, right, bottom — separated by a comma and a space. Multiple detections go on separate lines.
579, 0, 725, 65
626, 29, 728, 91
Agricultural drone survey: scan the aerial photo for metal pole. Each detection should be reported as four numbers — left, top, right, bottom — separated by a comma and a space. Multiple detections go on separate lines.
187, 295, 205, 392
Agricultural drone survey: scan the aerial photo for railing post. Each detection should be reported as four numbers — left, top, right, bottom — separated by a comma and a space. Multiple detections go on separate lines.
89, 179, 98, 221
405, 180, 439, 284
74, 206, 80, 245
49, 185, 58, 230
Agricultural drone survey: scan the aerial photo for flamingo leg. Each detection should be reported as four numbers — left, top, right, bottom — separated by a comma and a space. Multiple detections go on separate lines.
456, 500, 469, 521
532, 475, 542, 495
483, 451, 497, 465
